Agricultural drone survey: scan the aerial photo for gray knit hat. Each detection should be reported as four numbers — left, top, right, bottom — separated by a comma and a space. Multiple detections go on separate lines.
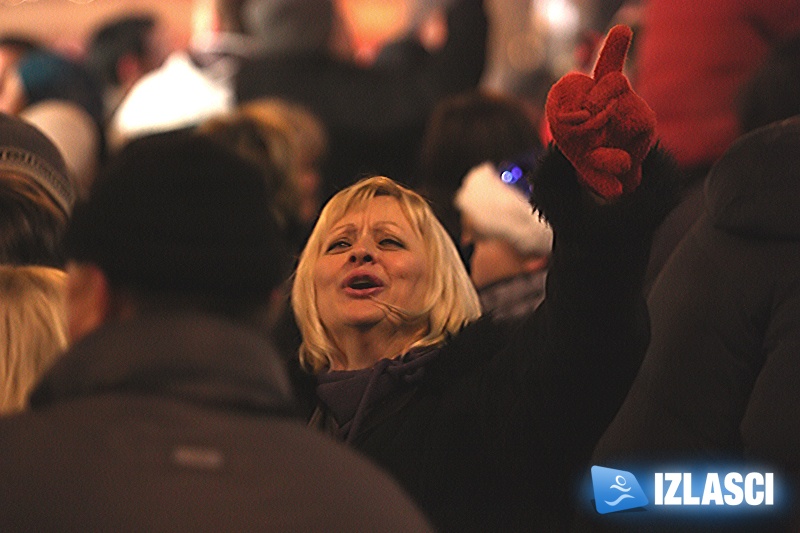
0, 112, 74, 215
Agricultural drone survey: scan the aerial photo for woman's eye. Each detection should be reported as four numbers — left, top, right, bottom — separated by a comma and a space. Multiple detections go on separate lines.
325, 240, 350, 252
379, 238, 404, 248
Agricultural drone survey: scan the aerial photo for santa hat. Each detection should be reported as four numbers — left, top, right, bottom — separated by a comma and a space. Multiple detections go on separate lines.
454, 162, 553, 256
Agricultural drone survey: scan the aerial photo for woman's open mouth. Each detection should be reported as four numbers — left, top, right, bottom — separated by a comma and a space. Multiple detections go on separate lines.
343, 274, 384, 297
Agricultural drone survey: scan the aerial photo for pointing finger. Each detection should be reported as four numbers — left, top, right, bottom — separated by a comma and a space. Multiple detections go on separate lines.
592, 25, 633, 81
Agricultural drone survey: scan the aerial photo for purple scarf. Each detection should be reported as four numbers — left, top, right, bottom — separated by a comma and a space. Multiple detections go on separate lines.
316, 347, 439, 442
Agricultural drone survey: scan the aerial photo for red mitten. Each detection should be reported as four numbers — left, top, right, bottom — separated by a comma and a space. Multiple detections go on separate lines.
545, 25, 656, 199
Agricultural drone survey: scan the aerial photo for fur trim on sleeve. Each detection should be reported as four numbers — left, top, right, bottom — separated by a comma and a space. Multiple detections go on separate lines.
530, 143, 680, 246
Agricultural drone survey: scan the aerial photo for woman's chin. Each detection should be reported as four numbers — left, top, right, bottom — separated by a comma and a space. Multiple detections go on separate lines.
328, 303, 386, 329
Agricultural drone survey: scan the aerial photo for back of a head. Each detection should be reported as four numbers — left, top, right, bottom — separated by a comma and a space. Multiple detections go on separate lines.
737, 34, 800, 134
0, 176, 67, 267
0, 112, 73, 266
241, 0, 336, 55
419, 90, 543, 193
240, 98, 328, 169
239, 98, 329, 225
64, 130, 289, 317
85, 14, 158, 88
0, 192, 68, 413
0, 112, 71, 414
418, 90, 543, 245
198, 111, 301, 237
17, 51, 104, 128
0, 189, 68, 410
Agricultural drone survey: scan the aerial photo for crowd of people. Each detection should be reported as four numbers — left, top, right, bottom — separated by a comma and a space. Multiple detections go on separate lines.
1, 0, 799, 531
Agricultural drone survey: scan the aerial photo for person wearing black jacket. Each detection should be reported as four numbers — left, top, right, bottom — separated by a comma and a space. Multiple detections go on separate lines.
288, 26, 679, 531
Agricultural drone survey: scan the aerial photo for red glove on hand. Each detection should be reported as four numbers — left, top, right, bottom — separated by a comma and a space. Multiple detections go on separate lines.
545, 25, 656, 200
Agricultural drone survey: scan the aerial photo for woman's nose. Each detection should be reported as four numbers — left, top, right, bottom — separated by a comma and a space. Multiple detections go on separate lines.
349, 244, 374, 264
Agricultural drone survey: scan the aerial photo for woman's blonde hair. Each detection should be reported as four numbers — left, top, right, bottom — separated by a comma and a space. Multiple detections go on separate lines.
0, 265, 68, 414
292, 176, 481, 372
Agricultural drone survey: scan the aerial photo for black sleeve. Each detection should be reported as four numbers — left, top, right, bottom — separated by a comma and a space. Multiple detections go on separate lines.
517, 144, 679, 429
452, 143, 679, 501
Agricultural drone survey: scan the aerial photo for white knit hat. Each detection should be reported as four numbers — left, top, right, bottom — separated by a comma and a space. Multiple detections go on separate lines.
454, 162, 553, 256
21, 100, 100, 201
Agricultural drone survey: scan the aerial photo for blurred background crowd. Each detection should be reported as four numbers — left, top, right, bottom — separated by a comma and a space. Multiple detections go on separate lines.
1, 0, 626, 92
1, 0, 800, 530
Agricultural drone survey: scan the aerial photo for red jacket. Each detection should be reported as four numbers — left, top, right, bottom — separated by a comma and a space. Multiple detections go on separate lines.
634, 0, 800, 169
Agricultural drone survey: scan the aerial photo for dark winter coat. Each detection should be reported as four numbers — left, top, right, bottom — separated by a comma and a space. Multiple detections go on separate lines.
590, 117, 800, 531
0, 312, 433, 532
310, 146, 679, 532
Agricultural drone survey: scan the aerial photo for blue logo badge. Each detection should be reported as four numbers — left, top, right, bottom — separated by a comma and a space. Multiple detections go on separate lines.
591, 466, 649, 514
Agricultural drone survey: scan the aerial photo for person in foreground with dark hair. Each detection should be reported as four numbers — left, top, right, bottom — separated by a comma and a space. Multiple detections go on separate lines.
0, 131, 433, 532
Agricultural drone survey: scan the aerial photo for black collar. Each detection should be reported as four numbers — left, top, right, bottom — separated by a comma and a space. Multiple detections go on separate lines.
30, 312, 297, 417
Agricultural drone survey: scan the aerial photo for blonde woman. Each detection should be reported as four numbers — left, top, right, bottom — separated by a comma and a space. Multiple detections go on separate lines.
288, 25, 680, 530
291, 156, 676, 530
0, 265, 67, 414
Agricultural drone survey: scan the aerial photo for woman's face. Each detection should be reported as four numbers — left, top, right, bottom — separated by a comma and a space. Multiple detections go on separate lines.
314, 195, 428, 338
460, 215, 529, 289
0, 49, 25, 115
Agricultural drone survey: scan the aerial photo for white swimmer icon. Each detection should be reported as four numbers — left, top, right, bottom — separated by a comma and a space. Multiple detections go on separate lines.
592, 466, 649, 514
604, 475, 635, 506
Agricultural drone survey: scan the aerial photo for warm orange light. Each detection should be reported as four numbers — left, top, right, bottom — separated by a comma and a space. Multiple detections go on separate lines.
336, 0, 411, 59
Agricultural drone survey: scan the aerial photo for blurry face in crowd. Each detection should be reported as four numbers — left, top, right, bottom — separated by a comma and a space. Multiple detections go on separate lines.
314, 195, 428, 343
0, 47, 26, 114
142, 22, 170, 74
295, 160, 322, 225
461, 214, 549, 289
114, 23, 170, 94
